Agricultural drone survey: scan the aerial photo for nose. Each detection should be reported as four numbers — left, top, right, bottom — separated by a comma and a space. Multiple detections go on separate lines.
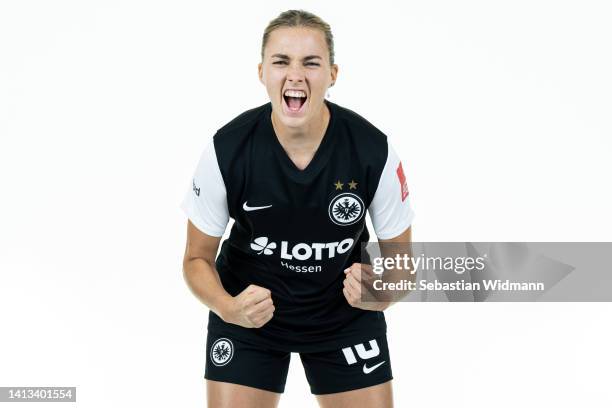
286, 61, 305, 83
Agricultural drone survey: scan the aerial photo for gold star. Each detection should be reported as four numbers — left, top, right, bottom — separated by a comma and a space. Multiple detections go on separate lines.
334, 180, 344, 190
348, 180, 358, 190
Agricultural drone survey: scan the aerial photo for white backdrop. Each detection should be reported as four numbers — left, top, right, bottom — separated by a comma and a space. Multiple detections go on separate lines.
1, 1, 611, 407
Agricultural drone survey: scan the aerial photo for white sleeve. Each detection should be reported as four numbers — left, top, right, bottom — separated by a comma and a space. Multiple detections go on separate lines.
368, 143, 415, 240
179, 140, 229, 237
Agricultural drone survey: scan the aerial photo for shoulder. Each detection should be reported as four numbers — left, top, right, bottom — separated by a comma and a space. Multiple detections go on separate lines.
210, 102, 270, 178
332, 101, 387, 137
214, 102, 269, 140
329, 101, 389, 162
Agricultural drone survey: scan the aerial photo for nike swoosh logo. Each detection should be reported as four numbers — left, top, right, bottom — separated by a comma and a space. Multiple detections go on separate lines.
362, 361, 386, 374
243, 201, 272, 212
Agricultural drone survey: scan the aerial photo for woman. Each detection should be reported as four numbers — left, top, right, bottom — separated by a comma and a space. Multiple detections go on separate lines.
181, 9, 414, 408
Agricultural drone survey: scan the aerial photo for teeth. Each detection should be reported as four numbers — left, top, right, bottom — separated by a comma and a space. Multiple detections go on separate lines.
284, 90, 306, 98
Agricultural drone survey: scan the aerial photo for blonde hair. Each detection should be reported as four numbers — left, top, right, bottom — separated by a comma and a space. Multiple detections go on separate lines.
261, 9, 335, 65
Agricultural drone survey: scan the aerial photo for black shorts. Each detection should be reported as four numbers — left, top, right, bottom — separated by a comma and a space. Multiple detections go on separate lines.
204, 329, 393, 395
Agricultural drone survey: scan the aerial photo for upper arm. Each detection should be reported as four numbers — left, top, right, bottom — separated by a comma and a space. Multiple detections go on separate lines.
180, 139, 229, 264
378, 225, 413, 275
379, 225, 411, 244
184, 219, 222, 265
368, 142, 415, 240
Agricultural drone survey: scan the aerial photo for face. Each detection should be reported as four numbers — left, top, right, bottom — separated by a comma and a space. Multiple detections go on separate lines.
259, 26, 338, 129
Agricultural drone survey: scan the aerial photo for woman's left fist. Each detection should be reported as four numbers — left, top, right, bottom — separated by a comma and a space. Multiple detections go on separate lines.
342, 263, 390, 311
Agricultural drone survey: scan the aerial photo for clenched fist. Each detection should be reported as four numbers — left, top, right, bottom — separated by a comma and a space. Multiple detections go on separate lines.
225, 284, 275, 328
343, 263, 391, 311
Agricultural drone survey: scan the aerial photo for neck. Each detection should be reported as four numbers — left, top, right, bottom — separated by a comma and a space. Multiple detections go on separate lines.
271, 102, 330, 149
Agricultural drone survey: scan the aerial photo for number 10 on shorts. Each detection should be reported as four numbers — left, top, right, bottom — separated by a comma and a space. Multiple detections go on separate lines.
342, 339, 380, 364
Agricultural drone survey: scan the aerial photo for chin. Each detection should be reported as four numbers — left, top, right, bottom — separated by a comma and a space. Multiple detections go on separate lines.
278, 113, 309, 128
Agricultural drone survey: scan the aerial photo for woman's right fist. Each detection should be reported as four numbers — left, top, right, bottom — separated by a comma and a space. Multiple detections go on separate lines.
225, 284, 275, 328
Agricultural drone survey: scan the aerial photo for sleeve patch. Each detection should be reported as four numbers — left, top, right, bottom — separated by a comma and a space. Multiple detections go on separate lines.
396, 162, 409, 202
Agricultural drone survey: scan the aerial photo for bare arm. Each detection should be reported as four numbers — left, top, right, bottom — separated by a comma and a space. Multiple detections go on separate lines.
182, 220, 275, 328
182, 220, 234, 321
343, 226, 414, 311
377, 225, 414, 307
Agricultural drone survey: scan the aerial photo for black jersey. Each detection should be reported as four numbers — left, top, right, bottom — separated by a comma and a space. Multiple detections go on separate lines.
181, 99, 415, 352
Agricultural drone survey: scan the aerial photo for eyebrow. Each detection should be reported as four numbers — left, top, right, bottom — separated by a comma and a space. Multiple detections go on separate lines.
271, 54, 322, 61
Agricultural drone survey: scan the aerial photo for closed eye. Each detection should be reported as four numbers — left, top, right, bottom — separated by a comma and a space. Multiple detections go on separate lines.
272, 61, 320, 66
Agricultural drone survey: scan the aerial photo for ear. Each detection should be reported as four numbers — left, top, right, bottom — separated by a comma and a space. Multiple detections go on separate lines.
258, 62, 264, 84
330, 64, 338, 86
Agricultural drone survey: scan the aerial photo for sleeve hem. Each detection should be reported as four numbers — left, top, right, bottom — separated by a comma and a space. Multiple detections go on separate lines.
375, 210, 415, 240
180, 202, 225, 238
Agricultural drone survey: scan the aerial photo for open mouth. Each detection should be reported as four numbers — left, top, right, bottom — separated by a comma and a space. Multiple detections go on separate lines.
282, 89, 308, 113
